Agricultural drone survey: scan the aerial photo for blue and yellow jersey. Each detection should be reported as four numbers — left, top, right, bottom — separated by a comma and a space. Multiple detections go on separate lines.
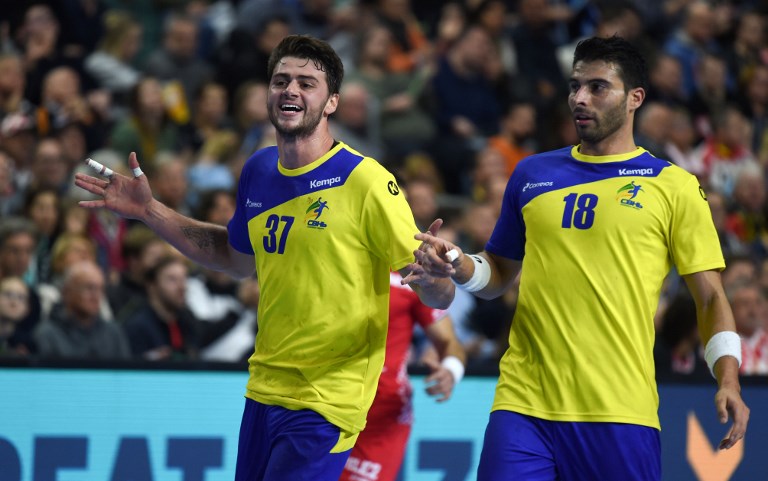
487, 145, 724, 429
228, 142, 420, 438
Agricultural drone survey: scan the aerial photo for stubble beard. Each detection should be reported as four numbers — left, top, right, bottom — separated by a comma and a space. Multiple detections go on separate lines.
269, 105, 325, 141
576, 97, 627, 145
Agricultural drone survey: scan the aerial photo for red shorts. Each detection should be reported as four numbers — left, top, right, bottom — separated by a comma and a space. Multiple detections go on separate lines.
339, 418, 411, 481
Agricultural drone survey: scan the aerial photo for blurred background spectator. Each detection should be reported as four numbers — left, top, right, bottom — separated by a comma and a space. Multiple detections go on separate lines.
34, 259, 130, 359
122, 255, 201, 361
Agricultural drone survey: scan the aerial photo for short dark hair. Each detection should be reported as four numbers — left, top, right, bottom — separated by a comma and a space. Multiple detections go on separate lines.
573, 35, 648, 92
267, 35, 344, 95
144, 255, 186, 283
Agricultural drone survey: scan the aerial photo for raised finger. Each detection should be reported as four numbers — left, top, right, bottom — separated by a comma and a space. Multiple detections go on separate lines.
128, 152, 145, 178
85, 157, 115, 178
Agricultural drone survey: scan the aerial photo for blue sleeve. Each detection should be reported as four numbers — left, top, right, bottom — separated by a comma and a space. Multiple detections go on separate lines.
485, 172, 525, 260
227, 160, 254, 255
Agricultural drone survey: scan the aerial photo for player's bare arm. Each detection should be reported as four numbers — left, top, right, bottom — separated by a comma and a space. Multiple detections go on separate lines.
423, 316, 466, 402
74, 152, 255, 279
683, 269, 750, 450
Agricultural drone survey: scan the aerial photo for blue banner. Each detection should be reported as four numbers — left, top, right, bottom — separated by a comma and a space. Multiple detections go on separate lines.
0, 368, 765, 480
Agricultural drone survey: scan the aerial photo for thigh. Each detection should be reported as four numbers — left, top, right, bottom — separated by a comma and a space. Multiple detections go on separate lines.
234, 398, 351, 481
339, 419, 411, 481
477, 410, 558, 481
553, 422, 661, 481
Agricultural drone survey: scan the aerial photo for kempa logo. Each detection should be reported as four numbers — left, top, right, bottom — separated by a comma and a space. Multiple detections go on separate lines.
618, 168, 653, 176
310, 176, 342, 189
245, 198, 261, 208
522, 181, 553, 192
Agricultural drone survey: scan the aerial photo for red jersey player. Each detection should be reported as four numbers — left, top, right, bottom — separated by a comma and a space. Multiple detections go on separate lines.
339, 271, 466, 481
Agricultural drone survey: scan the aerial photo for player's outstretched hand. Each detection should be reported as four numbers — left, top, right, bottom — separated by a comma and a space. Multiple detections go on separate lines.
423, 357, 455, 403
74, 152, 154, 221
407, 219, 462, 283
715, 385, 750, 449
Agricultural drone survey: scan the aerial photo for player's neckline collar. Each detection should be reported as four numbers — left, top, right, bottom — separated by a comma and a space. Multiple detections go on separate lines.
571, 145, 646, 163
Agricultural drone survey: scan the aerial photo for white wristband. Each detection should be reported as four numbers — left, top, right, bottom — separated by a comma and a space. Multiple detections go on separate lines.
704, 331, 742, 378
452, 254, 491, 292
441, 355, 465, 384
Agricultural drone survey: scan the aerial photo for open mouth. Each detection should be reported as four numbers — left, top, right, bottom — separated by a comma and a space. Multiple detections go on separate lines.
573, 113, 593, 126
280, 104, 303, 113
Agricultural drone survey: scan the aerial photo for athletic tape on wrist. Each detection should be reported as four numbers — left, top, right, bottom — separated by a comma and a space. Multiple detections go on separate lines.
452, 254, 491, 292
704, 331, 742, 378
441, 355, 465, 384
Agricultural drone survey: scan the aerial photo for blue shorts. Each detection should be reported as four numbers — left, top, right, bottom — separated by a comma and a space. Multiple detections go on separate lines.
235, 398, 351, 481
478, 410, 661, 481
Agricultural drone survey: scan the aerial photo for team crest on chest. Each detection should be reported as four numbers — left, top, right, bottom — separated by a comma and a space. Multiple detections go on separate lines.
305, 197, 330, 229
616, 181, 644, 210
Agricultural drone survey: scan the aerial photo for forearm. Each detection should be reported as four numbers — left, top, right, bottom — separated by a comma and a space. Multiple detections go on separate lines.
143, 199, 236, 274
413, 277, 456, 310
452, 252, 519, 300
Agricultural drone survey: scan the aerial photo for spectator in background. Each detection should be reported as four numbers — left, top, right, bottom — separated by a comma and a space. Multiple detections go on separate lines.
725, 163, 768, 259
469, 0, 515, 80
708, 191, 748, 260
721, 255, 757, 291
634, 101, 674, 158
122, 255, 200, 361
16, 4, 93, 105
654, 292, 709, 377
38, 66, 110, 152
487, 101, 536, 176
109, 225, 171, 322
726, 10, 767, 88
0, 217, 41, 353
738, 63, 768, 162
511, 0, 566, 112
152, 151, 191, 217
404, 178, 439, 233
143, 12, 213, 114
470, 146, 508, 204
646, 53, 686, 107
0, 149, 20, 217
109, 76, 181, 175
23, 187, 62, 285
727, 280, 768, 375
28, 137, 71, 195
0, 276, 31, 357
663, 1, 722, 100
36, 232, 113, 323
429, 24, 502, 194
214, 14, 290, 104
329, 81, 383, 161
664, 107, 703, 176
179, 81, 234, 156
697, 105, 757, 196
34, 260, 130, 360
232, 81, 273, 165
0, 52, 31, 121
84, 10, 143, 105
687, 53, 737, 139
348, 23, 435, 164
373, 0, 431, 74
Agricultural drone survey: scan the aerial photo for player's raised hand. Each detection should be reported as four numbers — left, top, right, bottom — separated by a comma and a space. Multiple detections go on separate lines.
715, 384, 750, 449
74, 152, 154, 221
423, 356, 456, 402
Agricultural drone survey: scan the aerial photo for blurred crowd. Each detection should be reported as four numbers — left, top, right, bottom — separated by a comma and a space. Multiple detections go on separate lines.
0, 0, 767, 377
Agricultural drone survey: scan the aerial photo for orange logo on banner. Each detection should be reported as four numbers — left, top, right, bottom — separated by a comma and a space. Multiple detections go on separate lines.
686, 413, 743, 481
